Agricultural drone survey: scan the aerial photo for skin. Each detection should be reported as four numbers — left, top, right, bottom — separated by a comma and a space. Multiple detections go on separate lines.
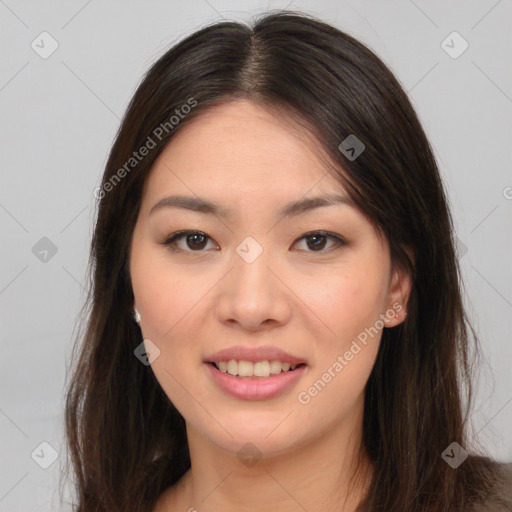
129, 99, 413, 512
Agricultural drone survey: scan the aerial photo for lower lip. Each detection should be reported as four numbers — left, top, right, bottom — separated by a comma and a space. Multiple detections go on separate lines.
205, 363, 307, 400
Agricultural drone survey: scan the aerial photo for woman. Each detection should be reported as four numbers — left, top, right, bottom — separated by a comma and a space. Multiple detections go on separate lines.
62, 10, 512, 512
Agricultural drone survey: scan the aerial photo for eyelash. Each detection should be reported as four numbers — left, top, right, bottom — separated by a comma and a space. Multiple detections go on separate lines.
158, 229, 346, 254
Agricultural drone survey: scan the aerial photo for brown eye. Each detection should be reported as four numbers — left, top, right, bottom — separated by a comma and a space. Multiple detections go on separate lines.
293, 231, 346, 253
160, 230, 346, 255
185, 233, 208, 250
161, 230, 218, 252
305, 234, 328, 251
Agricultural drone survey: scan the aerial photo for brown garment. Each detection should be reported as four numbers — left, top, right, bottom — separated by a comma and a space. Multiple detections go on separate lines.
470, 462, 512, 511
354, 461, 512, 511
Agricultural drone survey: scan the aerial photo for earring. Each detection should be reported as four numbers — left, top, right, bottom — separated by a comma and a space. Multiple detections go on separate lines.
132, 308, 141, 323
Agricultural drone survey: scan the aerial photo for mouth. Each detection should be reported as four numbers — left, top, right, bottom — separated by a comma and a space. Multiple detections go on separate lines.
205, 360, 308, 400
207, 360, 308, 379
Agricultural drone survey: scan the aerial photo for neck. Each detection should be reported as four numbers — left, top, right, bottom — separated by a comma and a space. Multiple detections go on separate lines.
165, 404, 373, 512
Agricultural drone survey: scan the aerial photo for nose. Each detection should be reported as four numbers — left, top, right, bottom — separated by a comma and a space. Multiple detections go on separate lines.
215, 245, 292, 332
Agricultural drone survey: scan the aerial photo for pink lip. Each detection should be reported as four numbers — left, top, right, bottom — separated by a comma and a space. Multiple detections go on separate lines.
205, 362, 307, 400
204, 345, 306, 365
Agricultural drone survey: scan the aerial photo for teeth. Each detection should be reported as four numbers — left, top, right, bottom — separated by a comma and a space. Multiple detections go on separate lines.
270, 360, 282, 375
253, 360, 270, 377
238, 360, 253, 377
227, 360, 238, 376
215, 359, 300, 377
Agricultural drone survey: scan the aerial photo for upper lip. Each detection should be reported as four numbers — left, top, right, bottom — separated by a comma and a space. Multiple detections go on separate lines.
204, 345, 306, 365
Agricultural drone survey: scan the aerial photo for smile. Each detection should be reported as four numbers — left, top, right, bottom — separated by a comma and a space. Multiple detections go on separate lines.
205, 361, 307, 400
210, 359, 305, 378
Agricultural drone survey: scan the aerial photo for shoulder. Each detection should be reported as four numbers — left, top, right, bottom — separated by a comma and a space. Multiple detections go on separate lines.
468, 461, 512, 512
489, 461, 512, 501
496, 462, 512, 500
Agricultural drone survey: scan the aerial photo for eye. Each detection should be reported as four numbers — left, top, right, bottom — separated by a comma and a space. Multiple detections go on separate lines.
159, 230, 346, 254
292, 231, 346, 253
159, 230, 218, 252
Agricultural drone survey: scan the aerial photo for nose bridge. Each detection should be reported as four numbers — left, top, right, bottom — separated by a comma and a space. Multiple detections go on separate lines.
231, 235, 274, 303
215, 235, 290, 329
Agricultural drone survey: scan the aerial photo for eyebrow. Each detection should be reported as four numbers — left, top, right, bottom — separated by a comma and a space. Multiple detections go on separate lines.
149, 193, 355, 218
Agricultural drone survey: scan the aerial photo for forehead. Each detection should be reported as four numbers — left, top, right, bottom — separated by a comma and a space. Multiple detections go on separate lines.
141, 99, 348, 210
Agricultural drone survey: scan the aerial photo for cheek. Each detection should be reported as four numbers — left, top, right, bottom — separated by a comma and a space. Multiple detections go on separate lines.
130, 251, 207, 413
295, 266, 384, 417
295, 256, 387, 344
131, 246, 205, 341
296, 340, 378, 431
293, 250, 387, 407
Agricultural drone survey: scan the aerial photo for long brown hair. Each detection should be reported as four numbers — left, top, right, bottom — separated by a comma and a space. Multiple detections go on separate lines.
61, 10, 508, 511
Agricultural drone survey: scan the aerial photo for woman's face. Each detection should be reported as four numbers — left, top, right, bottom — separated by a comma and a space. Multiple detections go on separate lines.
129, 99, 410, 457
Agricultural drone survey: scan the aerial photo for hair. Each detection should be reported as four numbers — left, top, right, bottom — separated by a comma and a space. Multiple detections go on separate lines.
61, 10, 509, 512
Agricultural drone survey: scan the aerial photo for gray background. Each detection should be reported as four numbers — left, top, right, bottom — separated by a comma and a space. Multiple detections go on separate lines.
1, 0, 511, 510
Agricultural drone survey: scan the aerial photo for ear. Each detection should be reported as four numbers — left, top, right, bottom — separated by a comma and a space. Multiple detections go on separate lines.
384, 246, 414, 328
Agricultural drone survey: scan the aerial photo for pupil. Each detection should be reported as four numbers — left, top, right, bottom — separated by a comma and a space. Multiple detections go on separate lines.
307, 235, 326, 251
188, 234, 207, 250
